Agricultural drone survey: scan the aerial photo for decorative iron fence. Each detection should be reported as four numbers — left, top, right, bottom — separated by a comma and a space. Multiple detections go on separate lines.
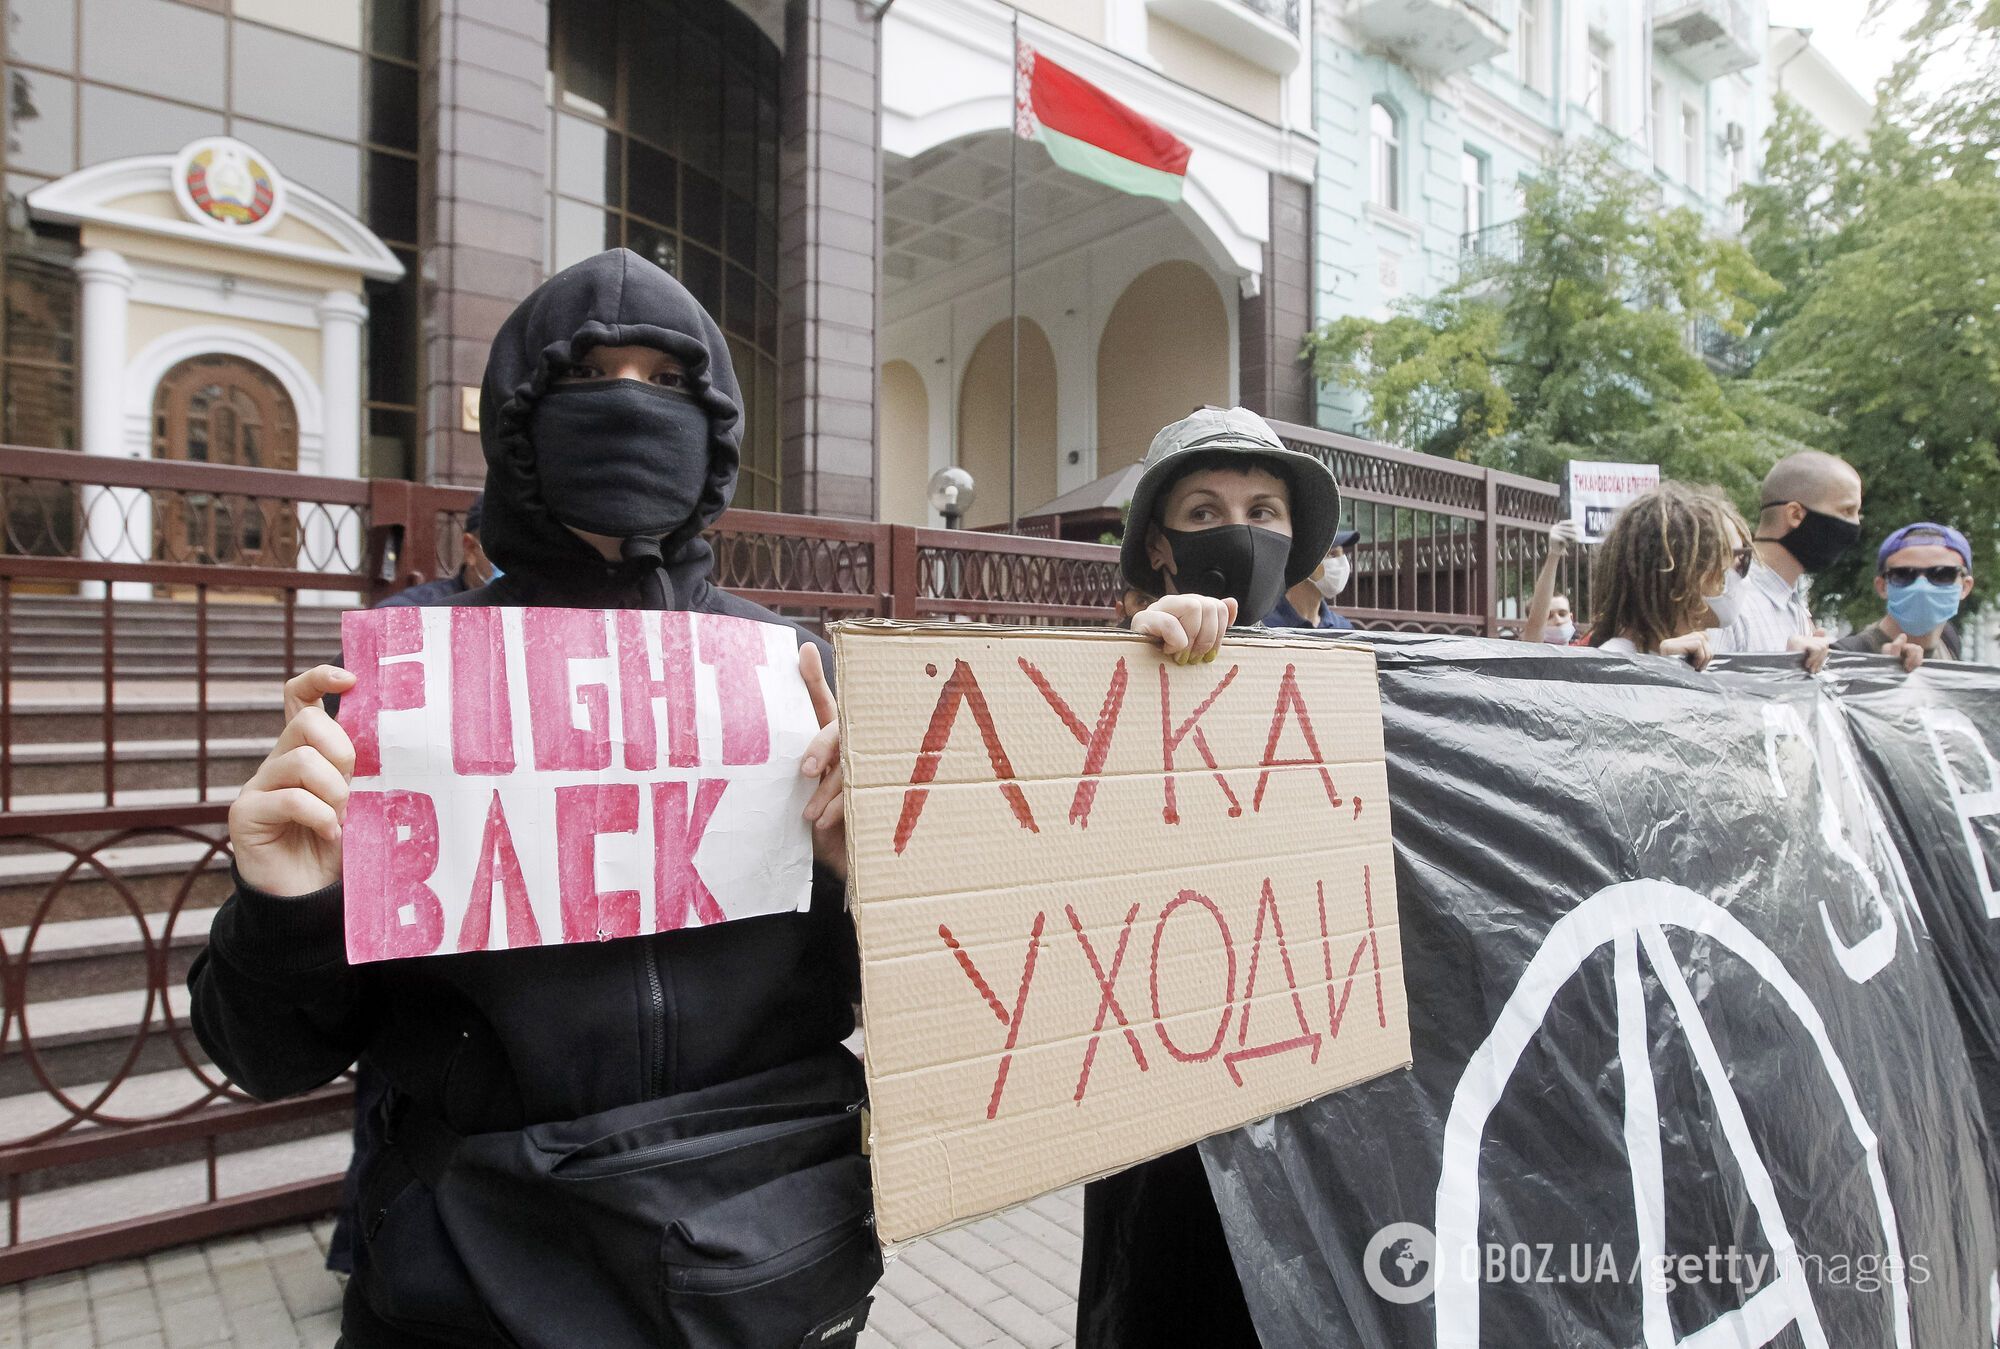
0, 425, 1572, 1279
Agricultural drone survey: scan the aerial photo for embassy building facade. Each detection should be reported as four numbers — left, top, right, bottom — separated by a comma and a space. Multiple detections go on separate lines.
1, 0, 1863, 534
0, 0, 1318, 538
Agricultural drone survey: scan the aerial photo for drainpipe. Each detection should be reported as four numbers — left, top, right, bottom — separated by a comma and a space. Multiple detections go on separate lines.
1553, 0, 1568, 137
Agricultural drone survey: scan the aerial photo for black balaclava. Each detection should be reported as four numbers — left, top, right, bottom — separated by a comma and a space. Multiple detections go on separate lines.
1160, 524, 1291, 620
1759, 502, 1860, 574
476, 248, 743, 610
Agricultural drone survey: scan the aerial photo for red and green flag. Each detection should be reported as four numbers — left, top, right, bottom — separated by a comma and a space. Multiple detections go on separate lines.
1015, 43, 1192, 203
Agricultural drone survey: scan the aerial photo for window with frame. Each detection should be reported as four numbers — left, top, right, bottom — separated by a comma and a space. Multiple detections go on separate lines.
1460, 148, 1488, 237
1652, 79, 1670, 167
549, 0, 784, 511
1586, 35, 1614, 127
1682, 103, 1703, 185
1370, 100, 1402, 214
1516, 0, 1543, 92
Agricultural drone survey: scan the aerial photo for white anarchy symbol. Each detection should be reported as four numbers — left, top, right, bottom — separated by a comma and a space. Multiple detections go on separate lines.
1434, 880, 1910, 1349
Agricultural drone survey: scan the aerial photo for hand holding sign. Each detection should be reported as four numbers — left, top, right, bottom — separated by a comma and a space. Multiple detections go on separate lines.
229, 664, 358, 897
799, 643, 847, 881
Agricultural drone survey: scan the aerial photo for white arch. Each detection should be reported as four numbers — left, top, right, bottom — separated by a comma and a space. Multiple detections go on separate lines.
123, 325, 326, 474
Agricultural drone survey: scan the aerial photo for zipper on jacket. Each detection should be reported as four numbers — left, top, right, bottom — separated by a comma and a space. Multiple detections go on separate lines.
643, 941, 668, 1099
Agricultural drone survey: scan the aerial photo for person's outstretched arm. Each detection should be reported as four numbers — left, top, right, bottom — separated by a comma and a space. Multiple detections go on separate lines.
1523, 520, 1581, 640
189, 666, 374, 1100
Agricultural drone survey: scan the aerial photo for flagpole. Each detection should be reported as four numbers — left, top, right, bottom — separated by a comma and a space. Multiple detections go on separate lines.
1008, 6, 1021, 535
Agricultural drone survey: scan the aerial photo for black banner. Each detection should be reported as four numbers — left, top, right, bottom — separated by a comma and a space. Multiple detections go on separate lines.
1195, 638, 2000, 1348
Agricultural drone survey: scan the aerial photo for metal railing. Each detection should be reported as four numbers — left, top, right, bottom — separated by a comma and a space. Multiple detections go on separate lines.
0, 426, 1568, 1278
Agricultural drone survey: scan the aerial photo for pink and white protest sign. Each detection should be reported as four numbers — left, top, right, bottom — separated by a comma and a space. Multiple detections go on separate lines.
336, 607, 819, 965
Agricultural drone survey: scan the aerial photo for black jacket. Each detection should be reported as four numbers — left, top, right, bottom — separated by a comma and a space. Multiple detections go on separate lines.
189, 250, 860, 1347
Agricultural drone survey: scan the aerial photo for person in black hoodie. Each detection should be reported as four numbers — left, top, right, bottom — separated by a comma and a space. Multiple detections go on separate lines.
191, 249, 877, 1349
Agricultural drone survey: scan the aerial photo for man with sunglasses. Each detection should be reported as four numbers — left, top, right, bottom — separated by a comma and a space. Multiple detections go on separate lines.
1835, 522, 1975, 665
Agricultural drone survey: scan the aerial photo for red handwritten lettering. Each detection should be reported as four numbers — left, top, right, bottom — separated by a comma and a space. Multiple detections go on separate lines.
524, 610, 611, 772
1150, 891, 1236, 1063
1020, 658, 1128, 829
344, 608, 426, 777
652, 779, 729, 930
1159, 665, 1242, 825
344, 789, 444, 962
696, 613, 771, 766
615, 611, 698, 771
1066, 903, 1148, 1103
449, 608, 515, 776
455, 790, 540, 952
1317, 867, 1387, 1038
894, 661, 1038, 854
555, 783, 641, 943
1252, 664, 1342, 813
941, 914, 1047, 1120
1225, 878, 1322, 1085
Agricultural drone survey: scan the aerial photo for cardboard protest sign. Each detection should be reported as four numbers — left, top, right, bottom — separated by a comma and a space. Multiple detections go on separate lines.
338, 607, 818, 965
1565, 460, 1659, 543
834, 622, 1409, 1242
1188, 638, 1999, 1349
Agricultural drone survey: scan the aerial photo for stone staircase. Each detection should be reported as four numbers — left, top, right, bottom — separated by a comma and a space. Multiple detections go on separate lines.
2, 594, 347, 681
1, 596, 358, 1250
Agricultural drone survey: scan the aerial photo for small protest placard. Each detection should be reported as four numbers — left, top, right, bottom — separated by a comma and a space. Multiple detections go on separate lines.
337, 607, 819, 965
1566, 460, 1660, 543
834, 623, 1409, 1242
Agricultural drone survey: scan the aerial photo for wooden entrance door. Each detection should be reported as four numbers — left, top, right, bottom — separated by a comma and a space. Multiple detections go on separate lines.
151, 354, 301, 571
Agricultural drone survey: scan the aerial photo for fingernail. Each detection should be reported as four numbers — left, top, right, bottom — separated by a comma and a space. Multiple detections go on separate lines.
802, 758, 818, 775
1205, 649, 1218, 663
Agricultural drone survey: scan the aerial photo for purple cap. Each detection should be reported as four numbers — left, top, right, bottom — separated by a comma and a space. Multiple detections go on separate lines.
1877, 521, 1972, 572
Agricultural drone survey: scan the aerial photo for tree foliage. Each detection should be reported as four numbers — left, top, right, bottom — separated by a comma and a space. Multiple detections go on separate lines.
1741, 15, 2000, 623
1307, 146, 1815, 501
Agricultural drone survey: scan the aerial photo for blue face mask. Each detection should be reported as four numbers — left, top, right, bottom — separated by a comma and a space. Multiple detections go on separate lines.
1885, 577, 1962, 636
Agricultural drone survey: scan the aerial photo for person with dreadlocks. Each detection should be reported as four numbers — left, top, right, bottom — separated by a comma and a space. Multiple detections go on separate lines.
1586, 481, 1755, 670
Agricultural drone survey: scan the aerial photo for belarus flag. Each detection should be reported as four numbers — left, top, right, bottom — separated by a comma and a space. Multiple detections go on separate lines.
1015, 44, 1192, 203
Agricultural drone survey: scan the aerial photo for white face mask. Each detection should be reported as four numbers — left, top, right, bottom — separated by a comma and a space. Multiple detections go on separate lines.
1544, 622, 1576, 644
1314, 555, 1352, 601
1705, 568, 1749, 629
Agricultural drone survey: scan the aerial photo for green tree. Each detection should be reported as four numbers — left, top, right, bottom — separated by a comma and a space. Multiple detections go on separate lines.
1740, 4, 2000, 624
1754, 178, 2000, 622
1308, 146, 1815, 501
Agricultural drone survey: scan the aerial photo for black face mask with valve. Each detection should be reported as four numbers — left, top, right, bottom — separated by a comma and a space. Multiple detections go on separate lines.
530, 380, 712, 540
1761, 503, 1861, 574
1159, 524, 1292, 621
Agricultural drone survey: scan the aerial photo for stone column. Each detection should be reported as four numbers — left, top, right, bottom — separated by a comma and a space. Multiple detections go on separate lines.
419, 0, 549, 485
1238, 175, 1315, 428
313, 289, 369, 586
778, 0, 880, 520
75, 247, 147, 600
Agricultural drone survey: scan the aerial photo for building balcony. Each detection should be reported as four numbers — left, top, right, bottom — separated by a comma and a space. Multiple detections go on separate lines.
1460, 218, 1522, 267
1652, 0, 1761, 80
1346, 0, 1511, 77
1147, 0, 1304, 73
1685, 314, 1755, 375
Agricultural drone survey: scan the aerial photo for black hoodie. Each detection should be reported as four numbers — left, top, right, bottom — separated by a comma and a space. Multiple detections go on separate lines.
188, 251, 861, 1347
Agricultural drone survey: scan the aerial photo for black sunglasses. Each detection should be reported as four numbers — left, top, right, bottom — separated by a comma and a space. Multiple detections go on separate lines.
1732, 544, 1756, 577
1882, 564, 1967, 586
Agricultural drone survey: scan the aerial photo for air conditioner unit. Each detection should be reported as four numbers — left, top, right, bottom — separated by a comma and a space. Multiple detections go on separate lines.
1723, 121, 1746, 151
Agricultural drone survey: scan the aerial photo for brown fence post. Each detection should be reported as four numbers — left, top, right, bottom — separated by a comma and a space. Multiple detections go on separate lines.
1480, 471, 1500, 637
887, 525, 919, 620
365, 479, 412, 606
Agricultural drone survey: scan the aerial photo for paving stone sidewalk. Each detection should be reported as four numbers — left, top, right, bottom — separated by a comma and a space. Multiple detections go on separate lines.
8, 1189, 1083, 1348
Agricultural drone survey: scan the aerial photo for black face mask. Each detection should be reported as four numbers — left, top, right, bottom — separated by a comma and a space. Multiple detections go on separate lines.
1160, 525, 1292, 620
1760, 502, 1861, 574
529, 380, 711, 538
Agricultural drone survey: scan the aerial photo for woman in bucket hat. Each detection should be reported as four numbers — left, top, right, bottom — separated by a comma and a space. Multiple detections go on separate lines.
1121, 405, 1343, 661
1078, 407, 1341, 1348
